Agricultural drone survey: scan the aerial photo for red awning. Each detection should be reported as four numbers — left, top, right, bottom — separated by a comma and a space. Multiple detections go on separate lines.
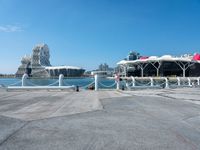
193, 53, 200, 60
139, 56, 149, 60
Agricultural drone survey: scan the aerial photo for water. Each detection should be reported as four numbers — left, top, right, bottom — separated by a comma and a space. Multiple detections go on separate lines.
0, 78, 116, 89
0, 77, 193, 89
0, 78, 21, 86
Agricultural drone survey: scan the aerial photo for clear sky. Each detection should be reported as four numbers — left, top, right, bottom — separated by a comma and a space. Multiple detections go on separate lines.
0, 0, 200, 73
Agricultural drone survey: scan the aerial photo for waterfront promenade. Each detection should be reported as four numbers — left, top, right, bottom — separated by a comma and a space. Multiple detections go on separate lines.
0, 88, 200, 150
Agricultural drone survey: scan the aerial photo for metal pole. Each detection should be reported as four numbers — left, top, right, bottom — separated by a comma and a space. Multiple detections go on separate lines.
124, 66, 127, 77
22, 74, 28, 86
59, 74, 64, 87
116, 81, 120, 90
187, 78, 191, 86
157, 69, 159, 77
197, 78, 200, 86
177, 77, 180, 86
183, 68, 185, 77
131, 76, 135, 87
141, 68, 144, 77
150, 77, 153, 86
157, 62, 161, 77
164, 78, 169, 88
95, 74, 98, 91
115, 74, 120, 90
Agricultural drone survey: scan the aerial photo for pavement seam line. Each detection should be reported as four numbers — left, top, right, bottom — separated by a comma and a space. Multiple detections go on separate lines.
132, 96, 199, 149
157, 93, 200, 103
0, 121, 29, 147
48, 92, 77, 117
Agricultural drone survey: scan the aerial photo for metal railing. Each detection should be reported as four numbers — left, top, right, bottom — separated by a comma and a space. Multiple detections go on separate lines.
4, 74, 200, 91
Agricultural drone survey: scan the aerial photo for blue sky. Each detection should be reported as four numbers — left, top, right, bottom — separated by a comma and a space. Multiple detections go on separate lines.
0, 0, 200, 73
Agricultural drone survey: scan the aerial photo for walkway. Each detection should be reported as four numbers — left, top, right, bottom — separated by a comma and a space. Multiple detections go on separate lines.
0, 88, 200, 150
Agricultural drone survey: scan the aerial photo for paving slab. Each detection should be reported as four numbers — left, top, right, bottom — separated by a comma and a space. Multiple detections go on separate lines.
0, 116, 26, 145
0, 90, 102, 121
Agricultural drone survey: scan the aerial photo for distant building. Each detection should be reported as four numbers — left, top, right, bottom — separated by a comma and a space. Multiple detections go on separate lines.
16, 44, 50, 77
98, 63, 109, 71
16, 44, 85, 77
91, 63, 114, 77
126, 51, 140, 61
45, 66, 85, 77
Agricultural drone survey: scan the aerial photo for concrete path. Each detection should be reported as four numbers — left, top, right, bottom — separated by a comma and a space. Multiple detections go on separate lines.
0, 90, 102, 121
0, 88, 200, 150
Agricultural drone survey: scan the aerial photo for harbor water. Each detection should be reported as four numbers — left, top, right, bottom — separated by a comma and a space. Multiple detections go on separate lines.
0, 77, 197, 90
0, 77, 117, 89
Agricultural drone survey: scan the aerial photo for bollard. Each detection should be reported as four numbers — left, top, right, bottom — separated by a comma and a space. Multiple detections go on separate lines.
131, 76, 135, 87
150, 77, 153, 86
76, 86, 79, 92
122, 85, 125, 90
164, 78, 169, 88
22, 74, 28, 86
177, 77, 180, 86
95, 74, 98, 91
187, 78, 191, 86
59, 74, 64, 87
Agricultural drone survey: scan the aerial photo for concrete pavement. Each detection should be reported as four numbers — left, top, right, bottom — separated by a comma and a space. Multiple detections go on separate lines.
0, 88, 200, 150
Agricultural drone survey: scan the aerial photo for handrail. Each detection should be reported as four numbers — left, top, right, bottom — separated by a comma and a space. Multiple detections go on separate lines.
98, 81, 116, 88
8, 80, 22, 86
4, 74, 199, 91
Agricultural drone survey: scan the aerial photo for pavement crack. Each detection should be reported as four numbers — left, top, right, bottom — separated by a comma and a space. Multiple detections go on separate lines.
171, 129, 198, 150
183, 115, 200, 121
48, 92, 75, 117
0, 92, 26, 100
156, 93, 178, 100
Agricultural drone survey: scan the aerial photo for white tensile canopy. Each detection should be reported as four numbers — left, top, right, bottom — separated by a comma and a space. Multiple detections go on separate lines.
117, 55, 199, 77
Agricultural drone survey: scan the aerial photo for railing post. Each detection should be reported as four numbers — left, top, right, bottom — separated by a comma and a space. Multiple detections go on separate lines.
150, 77, 153, 86
177, 77, 180, 86
197, 78, 200, 86
187, 78, 191, 86
125, 81, 130, 90
22, 74, 28, 86
95, 74, 98, 91
59, 74, 64, 87
164, 78, 169, 88
115, 74, 120, 90
116, 81, 120, 90
131, 76, 135, 87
